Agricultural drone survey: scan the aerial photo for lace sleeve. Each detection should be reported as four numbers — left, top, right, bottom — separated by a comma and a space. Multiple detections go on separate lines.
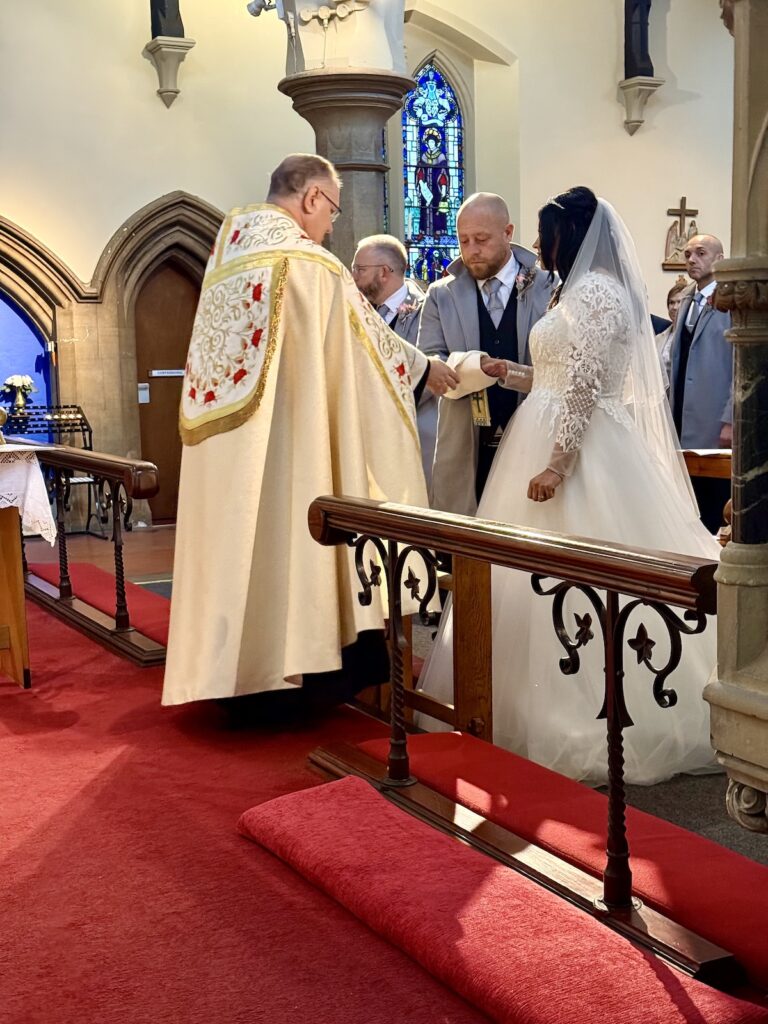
499, 361, 534, 393
554, 275, 628, 466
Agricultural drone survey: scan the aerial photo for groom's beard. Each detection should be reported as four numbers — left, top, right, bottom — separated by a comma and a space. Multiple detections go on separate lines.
464, 252, 510, 281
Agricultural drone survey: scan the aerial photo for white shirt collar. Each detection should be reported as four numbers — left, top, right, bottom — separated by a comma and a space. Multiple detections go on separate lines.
696, 279, 717, 300
476, 250, 519, 292
378, 281, 409, 318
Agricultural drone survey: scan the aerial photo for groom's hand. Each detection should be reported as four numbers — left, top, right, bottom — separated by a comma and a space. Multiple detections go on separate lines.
527, 469, 563, 502
426, 359, 460, 396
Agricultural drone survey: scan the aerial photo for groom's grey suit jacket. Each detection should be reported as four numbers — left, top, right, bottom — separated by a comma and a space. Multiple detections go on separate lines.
417, 244, 554, 515
668, 283, 732, 448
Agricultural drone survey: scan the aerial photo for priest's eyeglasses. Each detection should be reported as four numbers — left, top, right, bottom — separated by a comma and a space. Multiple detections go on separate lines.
319, 189, 342, 223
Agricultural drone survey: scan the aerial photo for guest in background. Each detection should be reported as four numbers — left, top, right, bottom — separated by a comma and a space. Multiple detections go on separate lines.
656, 279, 687, 381
668, 233, 732, 531
352, 235, 443, 485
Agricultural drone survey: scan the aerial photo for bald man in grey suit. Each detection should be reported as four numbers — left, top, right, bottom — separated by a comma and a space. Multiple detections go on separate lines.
668, 233, 733, 530
417, 194, 555, 515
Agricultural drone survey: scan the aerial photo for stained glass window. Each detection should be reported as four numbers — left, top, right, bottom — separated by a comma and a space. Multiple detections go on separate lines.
402, 63, 464, 284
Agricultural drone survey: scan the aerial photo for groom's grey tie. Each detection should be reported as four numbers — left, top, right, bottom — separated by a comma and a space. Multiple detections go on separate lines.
483, 277, 505, 328
687, 291, 706, 329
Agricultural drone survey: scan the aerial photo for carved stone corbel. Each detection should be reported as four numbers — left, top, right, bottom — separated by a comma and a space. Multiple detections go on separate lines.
618, 75, 664, 135
142, 36, 196, 108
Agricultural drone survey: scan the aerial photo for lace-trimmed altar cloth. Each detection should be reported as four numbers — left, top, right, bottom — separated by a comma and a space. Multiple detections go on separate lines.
0, 446, 57, 545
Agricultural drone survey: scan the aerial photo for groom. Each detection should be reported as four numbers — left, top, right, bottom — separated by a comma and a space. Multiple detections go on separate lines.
417, 193, 555, 515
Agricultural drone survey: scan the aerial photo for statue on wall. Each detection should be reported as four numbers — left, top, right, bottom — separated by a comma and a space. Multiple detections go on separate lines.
247, 0, 406, 77
150, 0, 185, 38
662, 196, 699, 271
625, 0, 654, 79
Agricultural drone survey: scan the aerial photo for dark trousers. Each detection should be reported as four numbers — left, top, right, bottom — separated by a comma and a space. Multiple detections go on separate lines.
692, 476, 731, 534
476, 431, 502, 503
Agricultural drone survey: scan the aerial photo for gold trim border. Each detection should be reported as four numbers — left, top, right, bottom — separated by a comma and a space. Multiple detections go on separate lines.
180, 258, 289, 446
347, 306, 419, 446
204, 248, 341, 290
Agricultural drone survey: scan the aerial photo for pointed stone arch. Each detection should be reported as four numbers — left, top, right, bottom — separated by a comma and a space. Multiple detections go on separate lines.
0, 192, 223, 457
0, 216, 96, 343
85, 192, 224, 507
92, 190, 223, 318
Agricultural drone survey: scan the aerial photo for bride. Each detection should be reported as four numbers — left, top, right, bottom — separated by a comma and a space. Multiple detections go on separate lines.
418, 187, 722, 786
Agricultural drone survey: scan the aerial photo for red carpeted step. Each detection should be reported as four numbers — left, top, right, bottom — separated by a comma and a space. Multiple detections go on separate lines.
358, 732, 768, 991
239, 776, 768, 1024
4, 606, 486, 1024
29, 561, 170, 646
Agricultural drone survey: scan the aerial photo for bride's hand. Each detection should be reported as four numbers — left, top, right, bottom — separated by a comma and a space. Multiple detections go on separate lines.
527, 469, 563, 502
480, 355, 508, 378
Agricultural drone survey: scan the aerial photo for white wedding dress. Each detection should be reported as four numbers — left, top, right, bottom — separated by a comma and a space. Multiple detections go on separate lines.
418, 243, 721, 785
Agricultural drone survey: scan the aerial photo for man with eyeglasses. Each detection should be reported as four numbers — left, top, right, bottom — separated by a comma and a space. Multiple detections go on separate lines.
164, 153, 439, 717
352, 234, 457, 488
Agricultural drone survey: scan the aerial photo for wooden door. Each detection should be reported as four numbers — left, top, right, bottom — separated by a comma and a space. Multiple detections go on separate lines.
134, 262, 199, 522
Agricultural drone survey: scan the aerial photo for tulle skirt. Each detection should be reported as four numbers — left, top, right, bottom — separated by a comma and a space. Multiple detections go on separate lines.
417, 390, 721, 785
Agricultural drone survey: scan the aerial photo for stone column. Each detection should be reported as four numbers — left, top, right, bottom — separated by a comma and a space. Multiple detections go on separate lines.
704, 0, 768, 833
278, 69, 414, 267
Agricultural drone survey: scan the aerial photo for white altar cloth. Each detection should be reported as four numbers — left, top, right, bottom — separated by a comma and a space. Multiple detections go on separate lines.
0, 445, 57, 544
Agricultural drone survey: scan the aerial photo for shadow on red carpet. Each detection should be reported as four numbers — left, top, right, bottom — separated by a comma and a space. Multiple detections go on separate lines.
0, 604, 489, 1024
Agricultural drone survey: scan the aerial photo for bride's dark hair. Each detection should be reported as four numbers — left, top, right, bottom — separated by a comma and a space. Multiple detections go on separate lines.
538, 186, 598, 286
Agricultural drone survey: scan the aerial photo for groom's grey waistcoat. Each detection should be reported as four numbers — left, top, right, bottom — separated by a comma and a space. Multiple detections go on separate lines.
417, 244, 554, 515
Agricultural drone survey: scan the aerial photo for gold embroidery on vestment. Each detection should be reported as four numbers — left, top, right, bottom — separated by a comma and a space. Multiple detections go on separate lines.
180, 258, 289, 446
204, 249, 341, 291
347, 306, 419, 446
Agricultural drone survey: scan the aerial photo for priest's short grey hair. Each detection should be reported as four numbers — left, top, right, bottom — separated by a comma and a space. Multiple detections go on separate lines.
268, 154, 341, 198
356, 234, 408, 276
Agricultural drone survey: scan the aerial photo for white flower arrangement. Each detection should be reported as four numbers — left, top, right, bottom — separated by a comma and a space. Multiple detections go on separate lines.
1, 374, 38, 395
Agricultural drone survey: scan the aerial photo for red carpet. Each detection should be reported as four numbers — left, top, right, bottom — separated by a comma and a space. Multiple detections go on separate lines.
1, 606, 489, 1024
359, 733, 768, 990
29, 561, 171, 645
240, 776, 768, 1024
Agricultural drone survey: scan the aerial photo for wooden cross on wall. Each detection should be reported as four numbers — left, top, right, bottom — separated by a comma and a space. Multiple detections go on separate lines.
667, 197, 699, 236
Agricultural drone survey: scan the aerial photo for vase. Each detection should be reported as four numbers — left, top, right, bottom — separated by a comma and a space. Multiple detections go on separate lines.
11, 387, 27, 413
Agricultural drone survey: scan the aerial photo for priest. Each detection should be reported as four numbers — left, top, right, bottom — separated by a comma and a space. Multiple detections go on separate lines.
162, 154, 448, 712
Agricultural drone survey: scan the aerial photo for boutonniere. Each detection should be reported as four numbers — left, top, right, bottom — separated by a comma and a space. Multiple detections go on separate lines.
706, 293, 715, 308
515, 266, 537, 297
396, 301, 419, 320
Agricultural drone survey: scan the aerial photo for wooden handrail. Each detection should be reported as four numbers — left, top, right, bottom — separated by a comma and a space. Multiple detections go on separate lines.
308, 496, 717, 614
6, 437, 159, 500
15, 437, 164, 665
308, 492, 721, 932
